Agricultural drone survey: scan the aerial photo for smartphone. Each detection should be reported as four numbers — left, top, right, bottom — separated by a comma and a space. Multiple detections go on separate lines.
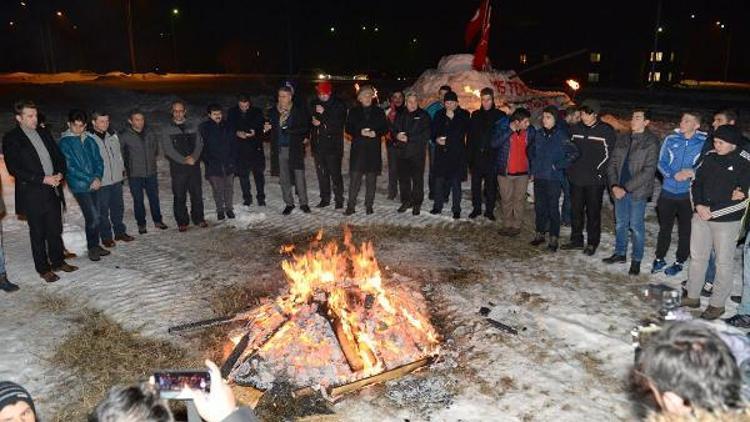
150, 370, 210, 400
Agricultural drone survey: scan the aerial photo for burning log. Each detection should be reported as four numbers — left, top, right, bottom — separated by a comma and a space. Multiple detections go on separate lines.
327, 356, 432, 401
319, 292, 377, 373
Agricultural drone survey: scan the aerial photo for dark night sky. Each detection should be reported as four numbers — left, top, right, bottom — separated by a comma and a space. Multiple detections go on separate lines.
0, 0, 747, 81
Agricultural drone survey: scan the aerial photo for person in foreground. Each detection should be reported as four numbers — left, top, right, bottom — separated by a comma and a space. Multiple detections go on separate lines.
0, 381, 37, 421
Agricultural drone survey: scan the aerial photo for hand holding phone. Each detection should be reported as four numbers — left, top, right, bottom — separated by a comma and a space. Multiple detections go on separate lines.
183, 360, 238, 422
150, 369, 210, 400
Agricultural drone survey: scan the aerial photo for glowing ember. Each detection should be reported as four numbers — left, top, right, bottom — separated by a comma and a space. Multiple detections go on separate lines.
225, 227, 440, 391
463, 85, 481, 98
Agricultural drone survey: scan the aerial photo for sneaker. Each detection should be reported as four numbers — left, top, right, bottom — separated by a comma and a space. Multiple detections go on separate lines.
701, 282, 714, 297
52, 262, 78, 272
583, 245, 597, 256
155, 222, 168, 230
430, 208, 441, 215
282, 205, 295, 215
547, 236, 559, 252
468, 209, 481, 219
178, 225, 188, 232
197, 221, 209, 228
0, 275, 19, 293
397, 203, 412, 213
95, 246, 111, 257
300, 205, 311, 213
629, 261, 641, 275
664, 262, 684, 277
725, 314, 750, 328
453, 212, 461, 220
40, 271, 60, 283
530, 233, 546, 246
651, 259, 667, 273
102, 239, 116, 248
243, 200, 252, 206
226, 210, 236, 219
681, 296, 700, 308
316, 200, 330, 208
217, 212, 226, 221
700, 306, 725, 320
560, 242, 584, 251
602, 254, 626, 264
484, 212, 496, 221
366, 207, 374, 215
343, 207, 355, 216
88, 248, 101, 262
114, 233, 135, 242
412, 207, 421, 216
731, 295, 742, 304
138, 225, 147, 234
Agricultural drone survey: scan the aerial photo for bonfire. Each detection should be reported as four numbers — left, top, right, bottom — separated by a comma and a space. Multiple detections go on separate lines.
221, 228, 440, 400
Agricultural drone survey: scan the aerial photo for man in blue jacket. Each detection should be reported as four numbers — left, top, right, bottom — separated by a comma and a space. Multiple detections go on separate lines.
652, 111, 707, 276
59, 109, 111, 262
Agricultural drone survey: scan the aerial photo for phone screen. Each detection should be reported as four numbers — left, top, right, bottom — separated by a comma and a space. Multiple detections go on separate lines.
151, 370, 210, 400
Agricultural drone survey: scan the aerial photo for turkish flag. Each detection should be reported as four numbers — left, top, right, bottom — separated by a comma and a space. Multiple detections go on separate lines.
465, 0, 489, 47
472, 4, 492, 70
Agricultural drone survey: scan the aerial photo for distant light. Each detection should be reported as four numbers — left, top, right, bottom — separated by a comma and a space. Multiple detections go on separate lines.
412, 37, 418, 43
172, 8, 179, 15
720, 24, 725, 29
690, 14, 695, 19
361, 25, 366, 31
329, 26, 335, 33
256, 50, 261, 57
716, 21, 721, 26
657, 26, 663, 33
72, 25, 77, 30
56, 11, 63, 17
9, 21, 15, 27
374, 27, 379, 32
160, 32, 165, 38
566, 79, 581, 91
20, 1, 26, 6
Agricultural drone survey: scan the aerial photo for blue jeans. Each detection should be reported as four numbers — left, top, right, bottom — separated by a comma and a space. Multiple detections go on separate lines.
614, 193, 647, 261
561, 175, 572, 225
74, 191, 102, 250
98, 182, 127, 241
129, 175, 163, 227
533, 178, 563, 237
737, 236, 750, 315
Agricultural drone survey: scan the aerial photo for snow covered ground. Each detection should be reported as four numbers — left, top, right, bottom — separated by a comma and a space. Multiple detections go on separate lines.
0, 81, 747, 421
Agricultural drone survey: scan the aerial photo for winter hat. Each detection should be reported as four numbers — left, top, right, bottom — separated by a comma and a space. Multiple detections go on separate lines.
443, 91, 458, 102
579, 99, 601, 114
714, 125, 742, 146
316, 81, 332, 96
0, 382, 36, 417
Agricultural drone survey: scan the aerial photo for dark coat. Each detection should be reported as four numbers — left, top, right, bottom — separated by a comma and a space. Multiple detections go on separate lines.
268, 105, 311, 171
467, 107, 505, 174
199, 120, 237, 178
431, 107, 469, 178
392, 107, 431, 161
693, 148, 750, 222
310, 97, 346, 156
345, 105, 388, 174
226, 105, 265, 171
567, 120, 617, 186
2, 126, 66, 215
606, 129, 659, 200
529, 125, 578, 181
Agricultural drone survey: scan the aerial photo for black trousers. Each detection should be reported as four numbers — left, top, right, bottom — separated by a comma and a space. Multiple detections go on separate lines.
433, 176, 462, 213
171, 164, 205, 226
534, 179, 563, 237
470, 169, 497, 213
26, 190, 64, 273
270, 142, 279, 177
347, 171, 377, 209
387, 145, 399, 198
237, 166, 265, 204
570, 183, 605, 247
397, 155, 425, 207
314, 152, 344, 205
655, 195, 692, 262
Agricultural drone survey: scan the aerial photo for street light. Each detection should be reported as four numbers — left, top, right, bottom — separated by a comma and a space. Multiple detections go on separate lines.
690, 13, 695, 19
329, 26, 335, 33
56, 11, 63, 17
657, 26, 664, 32
361, 25, 366, 31
172, 8, 179, 15
374, 26, 379, 32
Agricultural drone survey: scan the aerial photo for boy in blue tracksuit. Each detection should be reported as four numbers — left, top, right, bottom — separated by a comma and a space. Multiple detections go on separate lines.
59, 109, 110, 262
652, 111, 708, 276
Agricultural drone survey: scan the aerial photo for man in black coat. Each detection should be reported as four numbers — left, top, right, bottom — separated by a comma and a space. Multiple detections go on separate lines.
393, 92, 431, 215
227, 94, 266, 207
2, 100, 78, 283
344, 85, 388, 215
265, 85, 311, 215
200, 104, 238, 220
561, 99, 617, 256
430, 91, 469, 219
467, 87, 505, 219
310, 81, 346, 209
385, 91, 405, 200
